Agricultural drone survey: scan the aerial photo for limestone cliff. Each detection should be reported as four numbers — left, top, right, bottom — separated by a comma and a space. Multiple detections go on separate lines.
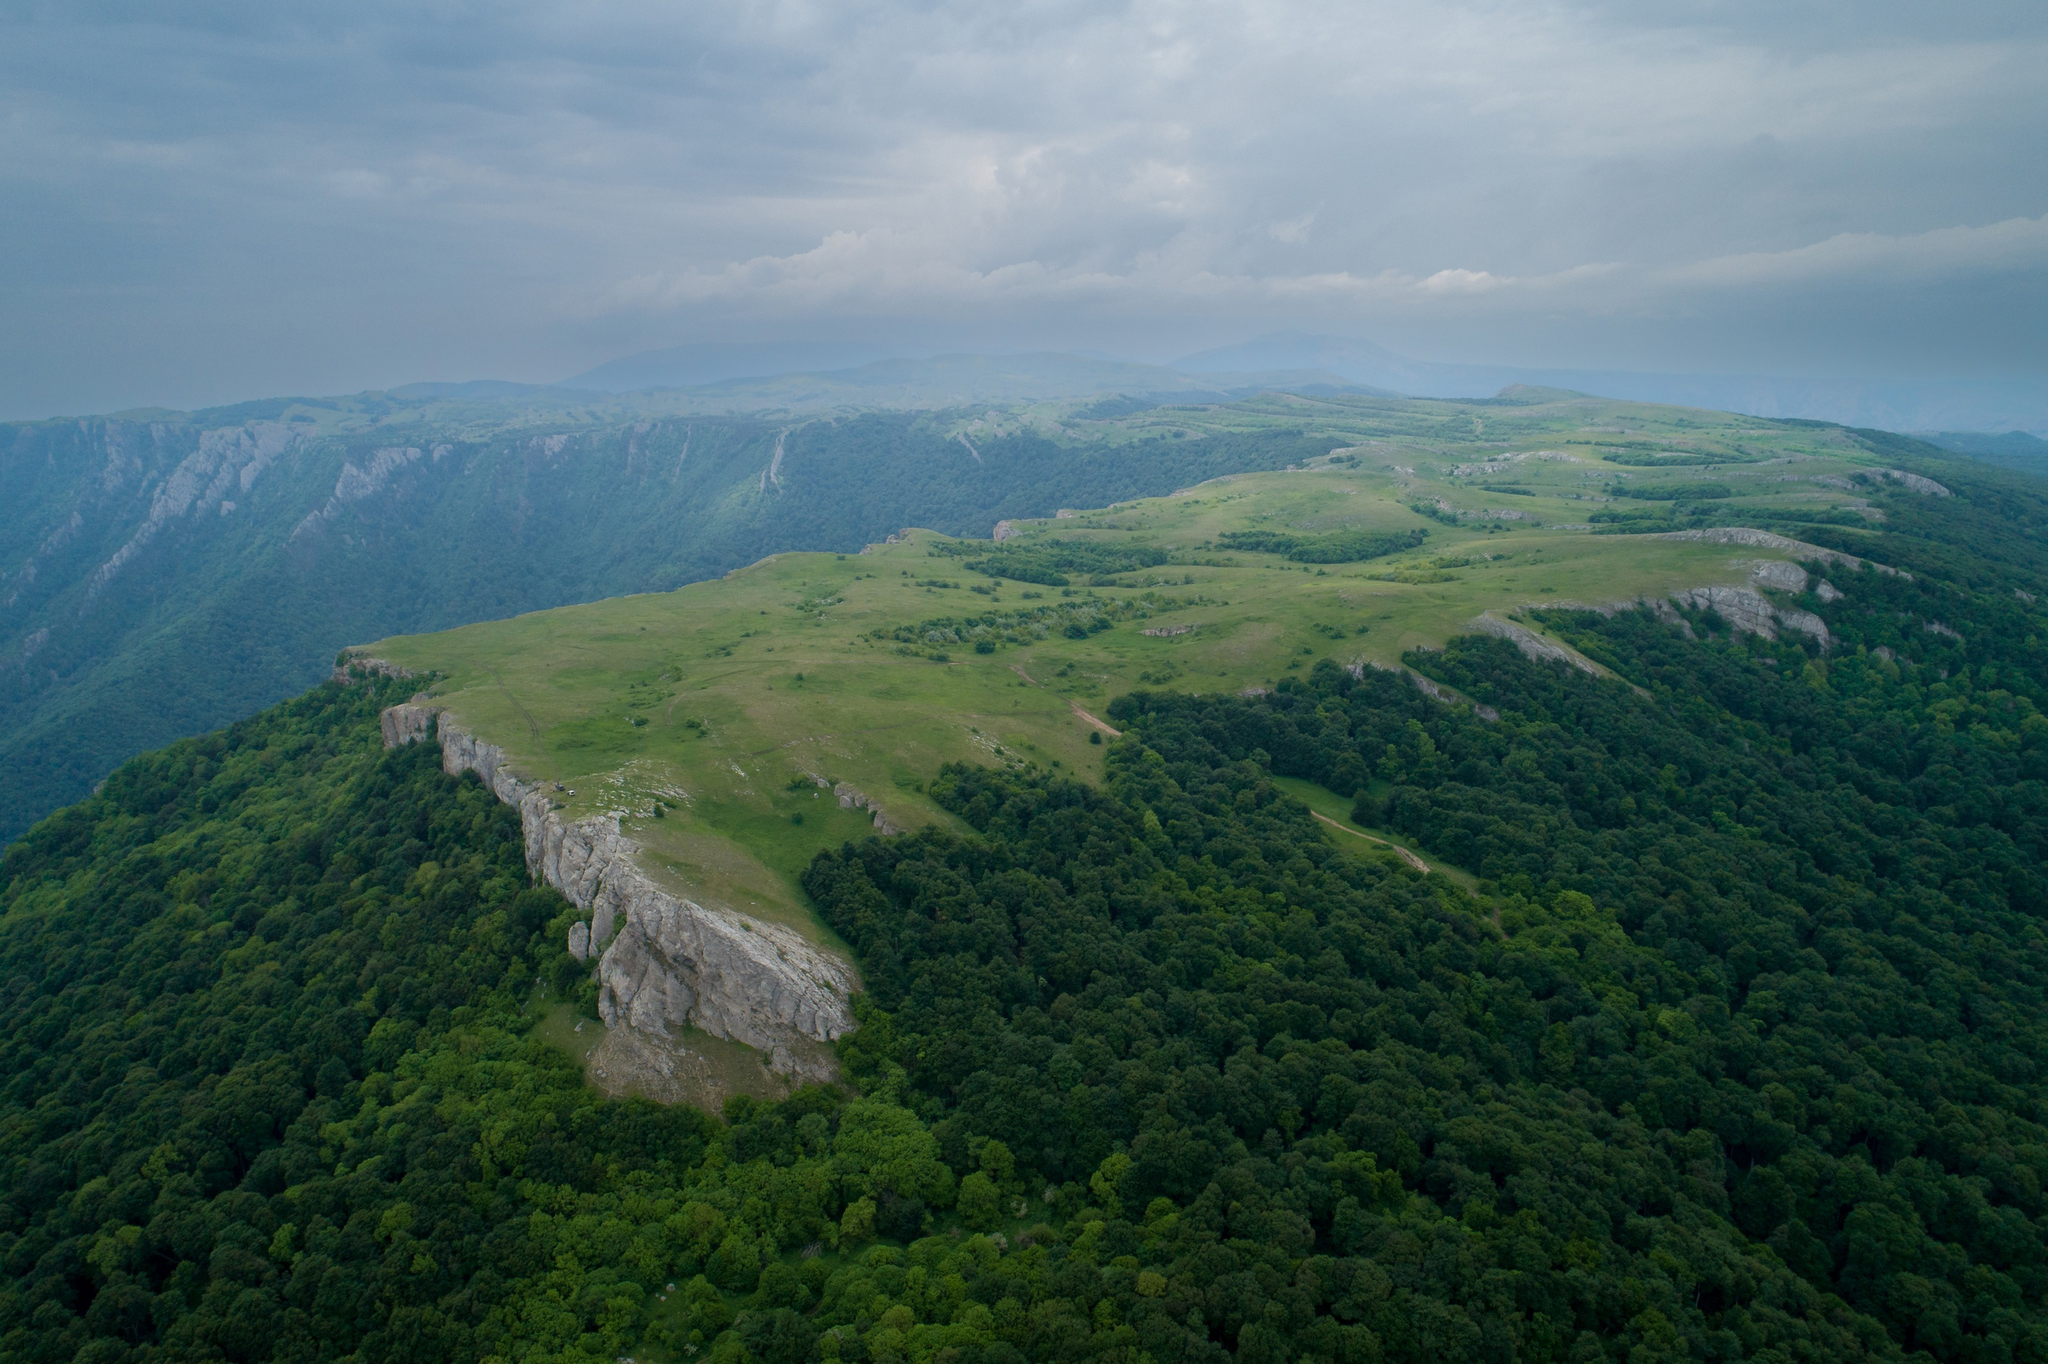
379, 702, 857, 1085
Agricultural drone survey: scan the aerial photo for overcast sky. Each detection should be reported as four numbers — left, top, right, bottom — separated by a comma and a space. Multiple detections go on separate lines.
2, 0, 2043, 418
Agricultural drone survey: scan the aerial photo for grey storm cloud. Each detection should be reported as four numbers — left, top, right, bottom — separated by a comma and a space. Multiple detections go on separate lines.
0, 0, 2043, 417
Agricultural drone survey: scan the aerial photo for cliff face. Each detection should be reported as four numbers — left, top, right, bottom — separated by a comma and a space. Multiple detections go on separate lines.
380, 702, 856, 1085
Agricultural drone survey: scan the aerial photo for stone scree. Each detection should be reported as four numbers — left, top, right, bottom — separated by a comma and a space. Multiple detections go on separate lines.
380, 702, 857, 1081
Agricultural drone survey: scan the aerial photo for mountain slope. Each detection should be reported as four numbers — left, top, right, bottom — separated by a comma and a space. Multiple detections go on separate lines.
0, 398, 1340, 838
7, 422, 2048, 1364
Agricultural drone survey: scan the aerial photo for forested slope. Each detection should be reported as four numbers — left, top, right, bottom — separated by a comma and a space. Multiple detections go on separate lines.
5, 436, 2048, 1364
0, 404, 1328, 839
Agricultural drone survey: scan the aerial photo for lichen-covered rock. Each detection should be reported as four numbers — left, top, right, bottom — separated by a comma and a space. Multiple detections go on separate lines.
1670, 586, 1830, 649
568, 921, 591, 960
1749, 560, 1809, 593
380, 702, 857, 1083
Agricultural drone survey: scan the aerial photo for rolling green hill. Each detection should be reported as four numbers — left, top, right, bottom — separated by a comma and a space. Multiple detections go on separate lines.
7, 385, 2048, 1364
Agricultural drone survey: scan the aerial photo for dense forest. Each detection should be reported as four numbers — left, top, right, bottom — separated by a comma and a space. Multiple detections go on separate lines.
6, 454, 2048, 1364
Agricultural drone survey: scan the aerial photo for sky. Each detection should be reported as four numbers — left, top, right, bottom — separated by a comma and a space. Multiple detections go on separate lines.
1, 0, 2044, 420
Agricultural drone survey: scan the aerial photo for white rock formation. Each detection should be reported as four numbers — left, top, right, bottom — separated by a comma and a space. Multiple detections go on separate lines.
1885, 470, 1950, 496
1650, 527, 1905, 578
379, 702, 857, 1082
1669, 586, 1830, 648
1748, 559, 1810, 593
1470, 612, 1604, 676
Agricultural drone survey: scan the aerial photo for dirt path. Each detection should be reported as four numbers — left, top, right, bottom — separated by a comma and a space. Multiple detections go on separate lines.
1070, 703, 1122, 737
1009, 663, 1122, 736
1312, 811, 1430, 872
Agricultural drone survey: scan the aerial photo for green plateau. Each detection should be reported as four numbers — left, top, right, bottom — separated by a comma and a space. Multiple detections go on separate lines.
7, 385, 2048, 1364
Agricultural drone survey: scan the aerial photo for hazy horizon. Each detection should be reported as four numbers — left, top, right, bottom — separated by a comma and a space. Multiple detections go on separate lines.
3, 1, 2044, 421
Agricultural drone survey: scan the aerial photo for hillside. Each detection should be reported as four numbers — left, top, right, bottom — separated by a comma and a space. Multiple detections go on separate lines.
0, 359, 1920, 841
355, 387, 1997, 1060
7, 389, 2048, 1364
0, 382, 1352, 839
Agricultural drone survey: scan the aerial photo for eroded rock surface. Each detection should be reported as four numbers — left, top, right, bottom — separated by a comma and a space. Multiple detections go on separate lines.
380, 702, 856, 1083
1471, 612, 1603, 676
1669, 586, 1830, 648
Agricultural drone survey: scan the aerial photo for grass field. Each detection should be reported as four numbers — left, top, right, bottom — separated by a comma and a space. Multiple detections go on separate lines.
362, 389, 1902, 1034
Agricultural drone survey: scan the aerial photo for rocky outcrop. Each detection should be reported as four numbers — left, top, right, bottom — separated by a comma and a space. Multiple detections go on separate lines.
341, 653, 421, 686
1748, 559, 1810, 593
380, 703, 857, 1083
1669, 586, 1829, 648
992, 520, 1018, 542
834, 782, 904, 835
1471, 612, 1604, 675
1885, 470, 1950, 496
1650, 526, 1905, 578
1347, 658, 1499, 721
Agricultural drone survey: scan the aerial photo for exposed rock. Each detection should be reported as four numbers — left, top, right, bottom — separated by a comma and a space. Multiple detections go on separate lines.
87, 422, 302, 604
1345, 657, 1498, 718
1055, 509, 1077, 518
569, 921, 591, 960
1670, 586, 1830, 649
346, 654, 423, 686
2017, 589, 2037, 604
1815, 581, 1844, 603
1141, 624, 1197, 637
992, 520, 1018, 542
1885, 469, 1951, 496
1471, 612, 1603, 676
1749, 560, 1809, 593
1653, 527, 1906, 578
1649, 599, 1697, 638
1926, 621, 1961, 640
831, 782, 904, 835
381, 703, 858, 1083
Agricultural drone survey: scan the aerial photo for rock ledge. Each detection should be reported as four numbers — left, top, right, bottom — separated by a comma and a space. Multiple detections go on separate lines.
380, 703, 856, 1083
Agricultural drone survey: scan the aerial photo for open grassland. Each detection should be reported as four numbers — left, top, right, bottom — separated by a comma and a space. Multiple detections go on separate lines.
363, 389, 1904, 947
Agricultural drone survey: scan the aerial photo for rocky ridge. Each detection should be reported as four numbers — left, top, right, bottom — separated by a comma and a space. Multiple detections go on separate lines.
378, 700, 857, 1086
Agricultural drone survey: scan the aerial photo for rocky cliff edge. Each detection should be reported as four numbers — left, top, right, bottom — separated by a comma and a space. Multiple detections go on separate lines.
379, 701, 856, 1086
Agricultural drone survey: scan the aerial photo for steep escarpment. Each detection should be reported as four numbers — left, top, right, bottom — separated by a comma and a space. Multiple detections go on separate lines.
381, 701, 857, 1086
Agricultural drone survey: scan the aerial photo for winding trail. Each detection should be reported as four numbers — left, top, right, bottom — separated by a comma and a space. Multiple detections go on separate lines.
1311, 811, 1430, 872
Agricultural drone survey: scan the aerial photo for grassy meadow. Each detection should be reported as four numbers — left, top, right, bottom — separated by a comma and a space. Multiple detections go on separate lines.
361, 388, 1903, 952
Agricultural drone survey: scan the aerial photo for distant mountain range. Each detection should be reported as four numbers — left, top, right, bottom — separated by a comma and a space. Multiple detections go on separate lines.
1170, 334, 2048, 436
559, 334, 2047, 434
1916, 429, 2048, 468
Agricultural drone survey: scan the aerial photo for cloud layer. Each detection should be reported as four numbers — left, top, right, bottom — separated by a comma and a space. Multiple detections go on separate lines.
1, 0, 2043, 416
